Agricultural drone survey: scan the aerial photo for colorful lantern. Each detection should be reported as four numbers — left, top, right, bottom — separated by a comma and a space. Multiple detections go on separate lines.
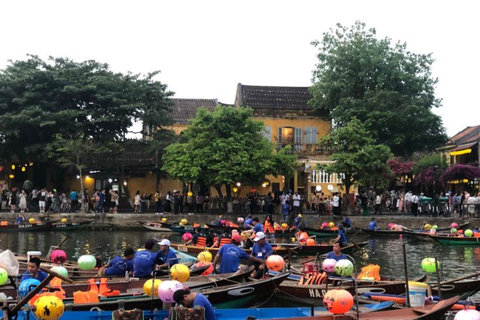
50, 266, 68, 278
322, 259, 337, 273
143, 279, 162, 296
34, 296, 65, 320
50, 250, 67, 265
421, 258, 439, 273
197, 251, 212, 263
266, 255, 285, 271
170, 264, 190, 283
323, 289, 354, 314
451, 222, 458, 229
465, 229, 473, 237
0, 267, 8, 285
335, 259, 354, 277
29, 218, 36, 224
237, 217, 244, 224
78, 255, 96, 270
157, 280, 183, 303
19, 278, 41, 298
182, 232, 193, 242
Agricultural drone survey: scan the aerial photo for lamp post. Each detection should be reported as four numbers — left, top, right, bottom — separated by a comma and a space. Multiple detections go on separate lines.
433, 165, 438, 216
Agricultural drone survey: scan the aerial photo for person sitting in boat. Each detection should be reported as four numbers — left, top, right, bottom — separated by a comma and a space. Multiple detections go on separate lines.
296, 227, 310, 245
206, 229, 216, 247
342, 216, 352, 228
368, 218, 378, 231
252, 217, 264, 233
244, 213, 253, 229
155, 239, 179, 269
474, 226, 480, 233
334, 224, 348, 246
212, 234, 263, 274
21, 257, 47, 282
263, 215, 275, 243
250, 232, 273, 279
213, 231, 231, 248
173, 288, 216, 320
214, 215, 224, 226
15, 213, 25, 224
98, 247, 135, 277
186, 228, 206, 246
294, 214, 302, 228
133, 239, 157, 278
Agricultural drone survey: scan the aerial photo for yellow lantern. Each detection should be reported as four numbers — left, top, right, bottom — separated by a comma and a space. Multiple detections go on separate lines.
187, 191, 193, 197
11, 164, 15, 170
233, 187, 238, 193
22, 167, 26, 172
9, 174, 14, 179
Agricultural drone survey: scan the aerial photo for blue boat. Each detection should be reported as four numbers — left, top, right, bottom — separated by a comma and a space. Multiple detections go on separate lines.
3, 302, 393, 320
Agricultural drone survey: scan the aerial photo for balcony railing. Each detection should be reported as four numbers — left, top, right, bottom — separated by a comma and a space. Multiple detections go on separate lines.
276, 143, 333, 155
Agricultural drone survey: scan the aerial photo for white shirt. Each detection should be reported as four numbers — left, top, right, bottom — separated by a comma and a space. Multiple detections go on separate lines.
292, 194, 301, 207
411, 195, 419, 204
376, 195, 381, 205
333, 196, 339, 207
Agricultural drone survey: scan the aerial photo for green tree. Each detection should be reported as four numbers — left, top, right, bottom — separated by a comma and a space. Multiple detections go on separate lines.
162, 106, 297, 197
310, 22, 447, 157
0, 55, 173, 162
318, 118, 393, 210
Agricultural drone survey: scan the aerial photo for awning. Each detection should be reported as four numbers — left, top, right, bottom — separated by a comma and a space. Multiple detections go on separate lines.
450, 142, 478, 156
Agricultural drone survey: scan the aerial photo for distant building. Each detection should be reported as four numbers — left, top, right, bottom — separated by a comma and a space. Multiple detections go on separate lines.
445, 125, 480, 167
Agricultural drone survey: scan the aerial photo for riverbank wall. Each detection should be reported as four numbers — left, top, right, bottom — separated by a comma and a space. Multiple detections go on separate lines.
0, 212, 476, 231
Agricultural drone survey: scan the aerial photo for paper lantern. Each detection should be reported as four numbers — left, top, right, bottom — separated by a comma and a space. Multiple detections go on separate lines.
432, 225, 438, 230
328, 222, 335, 228
29, 218, 36, 224
237, 217, 244, 224
306, 238, 316, 246
388, 223, 394, 228
180, 219, 188, 224
78, 255, 96, 270
335, 259, 354, 277
454, 309, 480, 320
179, 222, 184, 226
161, 218, 167, 223
323, 289, 354, 314
143, 279, 162, 296
281, 223, 288, 229
182, 232, 193, 242
61, 218, 67, 223
50, 250, 67, 265
197, 251, 212, 263
465, 229, 473, 237
424, 224, 431, 231
19, 278, 41, 298
50, 266, 68, 278
0, 267, 8, 285
158, 280, 184, 303
451, 222, 458, 229
322, 259, 337, 273
266, 255, 285, 271
421, 258, 439, 273
451, 228, 458, 234
220, 219, 226, 225
170, 264, 190, 283
430, 229, 436, 235
34, 295, 65, 320
187, 191, 193, 197
321, 222, 328, 228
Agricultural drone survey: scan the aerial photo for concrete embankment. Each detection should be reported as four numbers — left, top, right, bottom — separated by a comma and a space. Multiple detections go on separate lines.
0, 212, 476, 230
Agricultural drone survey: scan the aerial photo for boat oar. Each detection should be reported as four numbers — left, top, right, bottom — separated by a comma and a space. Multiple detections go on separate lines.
8, 267, 73, 318
431, 271, 480, 289
350, 240, 361, 251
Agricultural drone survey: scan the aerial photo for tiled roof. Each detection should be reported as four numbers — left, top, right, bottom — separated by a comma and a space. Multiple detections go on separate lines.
171, 99, 218, 123
235, 83, 312, 110
449, 125, 480, 146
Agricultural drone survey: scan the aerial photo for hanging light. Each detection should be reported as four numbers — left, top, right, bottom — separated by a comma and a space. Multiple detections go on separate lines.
21, 167, 26, 172
9, 174, 14, 179
11, 164, 15, 170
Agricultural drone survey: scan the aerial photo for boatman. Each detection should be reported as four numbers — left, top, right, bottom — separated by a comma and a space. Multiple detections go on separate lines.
325, 242, 347, 262
244, 214, 253, 229
133, 239, 157, 278
98, 247, 135, 276
334, 224, 348, 246
250, 232, 273, 278
155, 239, 179, 269
173, 288, 216, 320
21, 257, 47, 282
368, 218, 378, 231
212, 234, 263, 274
293, 214, 302, 228
251, 217, 264, 233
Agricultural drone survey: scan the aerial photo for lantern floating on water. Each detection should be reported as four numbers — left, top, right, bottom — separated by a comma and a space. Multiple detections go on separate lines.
157, 280, 183, 303
266, 255, 285, 271
323, 289, 354, 314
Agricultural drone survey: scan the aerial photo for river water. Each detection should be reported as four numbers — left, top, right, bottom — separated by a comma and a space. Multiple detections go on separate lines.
2, 230, 479, 282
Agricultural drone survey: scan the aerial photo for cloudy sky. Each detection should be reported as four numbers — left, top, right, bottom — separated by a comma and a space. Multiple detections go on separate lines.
1, 0, 477, 137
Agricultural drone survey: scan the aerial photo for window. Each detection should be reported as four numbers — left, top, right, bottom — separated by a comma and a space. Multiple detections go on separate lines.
279, 127, 294, 145
305, 127, 318, 144
262, 126, 272, 141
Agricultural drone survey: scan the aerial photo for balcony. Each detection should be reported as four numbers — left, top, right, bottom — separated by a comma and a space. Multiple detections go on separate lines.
276, 143, 333, 155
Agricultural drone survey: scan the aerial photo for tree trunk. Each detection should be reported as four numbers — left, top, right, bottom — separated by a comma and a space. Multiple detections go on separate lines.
344, 175, 353, 214
225, 184, 232, 199
214, 185, 223, 198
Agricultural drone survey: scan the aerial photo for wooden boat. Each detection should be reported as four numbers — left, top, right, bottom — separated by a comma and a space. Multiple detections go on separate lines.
279, 275, 426, 306
265, 296, 459, 320
361, 229, 410, 236
9, 302, 394, 320
280, 241, 368, 255
303, 227, 340, 238
137, 221, 174, 232
59, 271, 290, 311
0, 221, 54, 233
170, 243, 291, 258
49, 220, 93, 231
206, 223, 296, 236
428, 234, 480, 245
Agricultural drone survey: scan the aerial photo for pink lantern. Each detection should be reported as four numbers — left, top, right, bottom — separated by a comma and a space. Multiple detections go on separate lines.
220, 219, 226, 225
157, 280, 183, 303
322, 259, 337, 273
430, 229, 436, 235
321, 222, 328, 229
50, 249, 67, 264
388, 223, 394, 228
454, 309, 480, 320
451, 222, 458, 229
182, 232, 193, 242
237, 217, 244, 224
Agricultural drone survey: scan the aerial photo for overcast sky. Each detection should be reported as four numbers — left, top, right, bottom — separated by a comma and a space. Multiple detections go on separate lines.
1, 0, 478, 137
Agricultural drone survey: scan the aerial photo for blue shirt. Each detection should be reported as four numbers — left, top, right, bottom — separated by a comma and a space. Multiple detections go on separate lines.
338, 230, 347, 244
343, 218, 352, 228
16, 217, 24, 224
368, 221, 377, 231
70, 191, 78, 200
21, 270, 47, 282
282, 204, 289, 214
251, 242, 273, 260
325, 252, 347, 262
155, 249, 179, 268
217, 244, 250, 274
105, 256, 134, 276
193, 293, 216, 320
133, 250, 156, 278
244, 218, 253, 229
294, 217, 301, 227
253, 223, 263, 233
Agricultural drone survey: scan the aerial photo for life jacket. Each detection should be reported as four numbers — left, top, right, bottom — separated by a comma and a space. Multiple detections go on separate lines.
298, 272, 327, 286
195, 236, 207, 247
357, 264, 381, 281
73, 278, 99, 304
99, 277, 120, 297
219, 237, 231, 247
298, 231, 309, 244
264, 221, 274, 234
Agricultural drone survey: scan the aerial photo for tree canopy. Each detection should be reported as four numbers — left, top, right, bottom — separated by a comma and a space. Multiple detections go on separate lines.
309, 22, 447, 157
319, 118, 393, 205
162, 106, 297, 196
0, 55, 174, 162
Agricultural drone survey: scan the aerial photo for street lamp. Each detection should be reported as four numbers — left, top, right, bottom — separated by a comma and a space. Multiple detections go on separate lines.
433, 165, 438, 216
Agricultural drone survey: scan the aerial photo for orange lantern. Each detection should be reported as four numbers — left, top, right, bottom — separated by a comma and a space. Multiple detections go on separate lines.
306, 238, 316, 246
266, 255, 285, 271
323, 289, 354, 314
